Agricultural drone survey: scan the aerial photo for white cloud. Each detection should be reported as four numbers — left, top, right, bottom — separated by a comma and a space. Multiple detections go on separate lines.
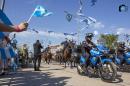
90, 22, 105, 29
94, 30, 99, 35
116, 28, 130, 35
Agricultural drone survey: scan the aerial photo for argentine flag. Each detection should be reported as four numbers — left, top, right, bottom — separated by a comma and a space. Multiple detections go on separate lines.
33, 5, 53, 17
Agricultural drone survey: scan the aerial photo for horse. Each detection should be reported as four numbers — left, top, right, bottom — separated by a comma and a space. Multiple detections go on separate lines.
70, 44, 81, 67
63, 41, 74, 68
55, 50, 64, 64
41, 50, 52, 64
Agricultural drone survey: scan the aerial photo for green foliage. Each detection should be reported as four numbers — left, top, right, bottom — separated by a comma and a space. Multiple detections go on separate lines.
100, 34, 118, 49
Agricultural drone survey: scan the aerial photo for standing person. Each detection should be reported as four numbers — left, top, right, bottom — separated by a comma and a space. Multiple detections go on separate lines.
33, 40, 43, 71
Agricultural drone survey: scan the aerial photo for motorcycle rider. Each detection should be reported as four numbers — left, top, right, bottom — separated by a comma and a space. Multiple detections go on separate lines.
82, 33, 96, 67
117, 42, 126, 63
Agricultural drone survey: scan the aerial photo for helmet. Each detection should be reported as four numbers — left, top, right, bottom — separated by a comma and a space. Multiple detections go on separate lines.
85, 33, 94, 39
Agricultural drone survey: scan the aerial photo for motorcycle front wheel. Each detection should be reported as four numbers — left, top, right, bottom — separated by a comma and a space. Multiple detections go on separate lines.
77, 64, 85, 75
99, 62, 117, 82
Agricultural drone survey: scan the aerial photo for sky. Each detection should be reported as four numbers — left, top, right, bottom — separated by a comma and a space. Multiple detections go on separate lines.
2, 0, 130, 48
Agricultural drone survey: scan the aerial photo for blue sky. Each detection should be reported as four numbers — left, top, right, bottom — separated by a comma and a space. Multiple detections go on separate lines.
3, 0, 130, 47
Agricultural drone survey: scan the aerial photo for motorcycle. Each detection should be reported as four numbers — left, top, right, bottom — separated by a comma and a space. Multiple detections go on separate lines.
77, 45, 117, 82
113, 48, 130, 71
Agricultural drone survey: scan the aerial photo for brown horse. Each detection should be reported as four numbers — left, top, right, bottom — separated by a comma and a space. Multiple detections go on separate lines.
55, 50, 64, 64
42, 50, 52, 64
63, 42, 74, 68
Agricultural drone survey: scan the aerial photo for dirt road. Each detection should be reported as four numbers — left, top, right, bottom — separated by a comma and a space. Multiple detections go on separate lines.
0, 62, 130, 86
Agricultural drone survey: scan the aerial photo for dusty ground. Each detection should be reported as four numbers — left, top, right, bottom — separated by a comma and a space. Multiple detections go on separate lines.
0, 62, 130, 86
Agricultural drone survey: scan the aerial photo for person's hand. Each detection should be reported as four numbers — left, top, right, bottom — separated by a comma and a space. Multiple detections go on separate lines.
18, 22, 28, 31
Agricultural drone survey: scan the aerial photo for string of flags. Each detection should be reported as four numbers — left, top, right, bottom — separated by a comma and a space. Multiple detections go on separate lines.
28, 28, 78, 37
47, 31, 78, 37
65, 0, 97, 30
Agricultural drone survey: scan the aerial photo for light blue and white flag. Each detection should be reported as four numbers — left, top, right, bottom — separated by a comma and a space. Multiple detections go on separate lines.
33, 5, 53, 17
27, 5, 53, 22
44, 12, 53, 17
33, 5, 47, 17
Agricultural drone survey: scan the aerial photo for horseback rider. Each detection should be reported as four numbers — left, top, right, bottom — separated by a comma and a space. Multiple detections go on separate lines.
82, 33, 96, 66
45, 45, 51, 53
61, 38, 69, 53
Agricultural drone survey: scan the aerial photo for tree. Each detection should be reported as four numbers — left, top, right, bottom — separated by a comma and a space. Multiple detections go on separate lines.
100, 34, 118, 49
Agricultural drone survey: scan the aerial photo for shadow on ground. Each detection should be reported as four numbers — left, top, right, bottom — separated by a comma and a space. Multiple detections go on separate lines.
0, 69, 71, 86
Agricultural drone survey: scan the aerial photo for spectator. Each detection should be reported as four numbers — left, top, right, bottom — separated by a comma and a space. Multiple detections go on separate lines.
33, 40, 43, 71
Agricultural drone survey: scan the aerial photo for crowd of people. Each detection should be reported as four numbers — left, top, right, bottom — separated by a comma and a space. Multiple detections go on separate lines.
0, 21, 28, 75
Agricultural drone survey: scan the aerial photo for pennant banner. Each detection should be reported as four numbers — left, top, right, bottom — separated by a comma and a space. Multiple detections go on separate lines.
70, 33, 78, 36
66, 13, 73, 22
64, 33, 70, 36
48, 31, 54, 34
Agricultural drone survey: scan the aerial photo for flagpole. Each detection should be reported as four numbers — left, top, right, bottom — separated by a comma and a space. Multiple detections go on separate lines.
27, 7, 36, 23
27, 13, 34, 23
